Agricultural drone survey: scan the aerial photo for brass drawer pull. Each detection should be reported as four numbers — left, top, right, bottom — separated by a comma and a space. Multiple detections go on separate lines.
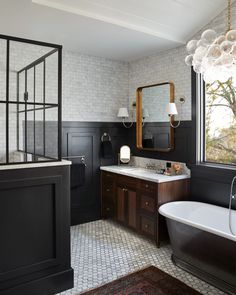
122, 188, 128, 192
106, 189, 110, 192
106, 207, 110, 211
144, 224, 149, 229
145, 184, 149, 188
145, 201, 149, 206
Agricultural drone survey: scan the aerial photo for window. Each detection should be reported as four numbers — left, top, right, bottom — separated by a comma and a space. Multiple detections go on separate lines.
198, 75, 236, 166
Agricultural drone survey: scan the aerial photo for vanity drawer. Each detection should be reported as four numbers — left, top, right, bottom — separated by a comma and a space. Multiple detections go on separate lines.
140, 215, 155, 238
117, 175, 137, 189
140, 194, 155, 213
140, 180, 156, 193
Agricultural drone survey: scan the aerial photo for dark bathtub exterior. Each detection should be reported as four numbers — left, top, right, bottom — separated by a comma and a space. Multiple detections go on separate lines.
166, 218, 236, 295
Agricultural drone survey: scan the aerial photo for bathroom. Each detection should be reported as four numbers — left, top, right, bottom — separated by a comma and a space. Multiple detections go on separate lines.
0, 0, 236, 295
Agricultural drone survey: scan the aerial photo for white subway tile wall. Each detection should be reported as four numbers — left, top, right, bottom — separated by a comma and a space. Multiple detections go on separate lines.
62, 51, 129, 122
128, 46, 191, 122
0, 1, 235, 161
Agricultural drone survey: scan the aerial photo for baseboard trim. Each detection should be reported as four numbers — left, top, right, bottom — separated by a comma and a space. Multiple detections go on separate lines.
2, 268, 74, 295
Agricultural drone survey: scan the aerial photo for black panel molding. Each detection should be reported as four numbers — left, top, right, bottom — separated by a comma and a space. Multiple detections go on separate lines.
128, 121, 192, 164
0, 165, 73, 295
62, 121, 193, 225
62, 122, 128, 225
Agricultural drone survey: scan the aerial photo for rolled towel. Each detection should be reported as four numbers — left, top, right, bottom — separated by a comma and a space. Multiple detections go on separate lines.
101, 141, 113, 159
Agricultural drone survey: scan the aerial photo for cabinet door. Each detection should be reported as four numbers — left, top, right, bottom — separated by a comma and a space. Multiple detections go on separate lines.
117, 186, 126, 223
127, 189, 137, 229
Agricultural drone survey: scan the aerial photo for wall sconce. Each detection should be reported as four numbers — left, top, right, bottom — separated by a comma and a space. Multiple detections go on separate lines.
167, 97, 185, 128
117, 107, 133, 128
119, 145, 131, 164
142, 108, 149, 126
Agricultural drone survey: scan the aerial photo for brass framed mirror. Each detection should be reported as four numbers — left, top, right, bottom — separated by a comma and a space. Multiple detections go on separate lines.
136, 82, 174, 152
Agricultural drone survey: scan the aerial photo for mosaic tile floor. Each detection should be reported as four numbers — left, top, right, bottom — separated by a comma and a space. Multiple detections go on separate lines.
58, 220, 226, 295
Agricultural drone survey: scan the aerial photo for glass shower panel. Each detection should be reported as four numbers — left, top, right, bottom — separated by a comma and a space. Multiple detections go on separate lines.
8, 103, 23, 163
26, 67, 34, 103
9, 41, 53, 102
45, 52, 58, 104
35, 63, 44, 104
0, 103, 6, 163
45, 106, 58, 159
0, 36, 61, 164
34, 108, 44, 157
26, 105, 35, 158
18, 104, 25, 153
0, 39, 6, 101
18, 71, 25, 103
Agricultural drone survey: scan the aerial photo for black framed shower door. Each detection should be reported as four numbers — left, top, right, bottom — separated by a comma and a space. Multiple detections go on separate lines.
0, 34, 62, 165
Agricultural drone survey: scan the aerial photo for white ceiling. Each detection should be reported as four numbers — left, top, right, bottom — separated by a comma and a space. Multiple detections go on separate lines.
0, 0, 230, 61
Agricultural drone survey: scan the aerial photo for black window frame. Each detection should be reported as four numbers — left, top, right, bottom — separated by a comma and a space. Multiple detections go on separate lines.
193, 68, 236, 169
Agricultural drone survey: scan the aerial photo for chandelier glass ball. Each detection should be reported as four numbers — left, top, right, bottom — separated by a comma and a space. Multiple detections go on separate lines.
185, 0, 236, 83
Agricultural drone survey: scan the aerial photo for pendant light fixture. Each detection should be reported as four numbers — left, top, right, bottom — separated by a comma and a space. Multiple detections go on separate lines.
185, 0, 236, 83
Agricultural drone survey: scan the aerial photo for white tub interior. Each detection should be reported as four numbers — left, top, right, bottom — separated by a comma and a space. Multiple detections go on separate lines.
159, 201, 236, 242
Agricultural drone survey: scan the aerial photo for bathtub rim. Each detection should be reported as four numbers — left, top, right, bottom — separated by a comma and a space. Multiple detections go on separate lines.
159, 201, 236, 242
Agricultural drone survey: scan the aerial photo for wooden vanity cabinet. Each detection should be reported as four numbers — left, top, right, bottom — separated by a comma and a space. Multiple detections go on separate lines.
101, 171, 189, 246
116, 175, 138, 230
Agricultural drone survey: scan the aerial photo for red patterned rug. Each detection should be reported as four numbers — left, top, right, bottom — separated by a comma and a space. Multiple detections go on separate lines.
79, 265, 202, 295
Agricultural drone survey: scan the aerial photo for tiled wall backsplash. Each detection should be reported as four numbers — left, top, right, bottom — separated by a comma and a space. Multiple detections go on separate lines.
129, 156, 190, 176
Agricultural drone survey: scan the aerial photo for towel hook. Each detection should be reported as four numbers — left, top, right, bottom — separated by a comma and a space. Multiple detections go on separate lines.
101, 133, 111, 142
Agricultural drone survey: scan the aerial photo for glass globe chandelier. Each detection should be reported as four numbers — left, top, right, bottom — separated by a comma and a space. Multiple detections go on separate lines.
185, 0, 236, 83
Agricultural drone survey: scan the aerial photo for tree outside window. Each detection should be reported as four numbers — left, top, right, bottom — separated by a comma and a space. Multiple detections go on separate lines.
205, 78, 236, 165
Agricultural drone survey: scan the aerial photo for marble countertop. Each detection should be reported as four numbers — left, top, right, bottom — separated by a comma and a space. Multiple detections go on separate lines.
0, 160, 72, 171
100, 165, 190, 183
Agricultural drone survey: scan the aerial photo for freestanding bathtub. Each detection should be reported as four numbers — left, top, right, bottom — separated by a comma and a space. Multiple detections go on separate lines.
159, 201, 236, 295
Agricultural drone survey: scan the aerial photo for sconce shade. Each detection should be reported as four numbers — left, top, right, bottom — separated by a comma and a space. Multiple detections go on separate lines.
117, 107, 129, 118
167, 103, 178, 115
142, 108, 149, 118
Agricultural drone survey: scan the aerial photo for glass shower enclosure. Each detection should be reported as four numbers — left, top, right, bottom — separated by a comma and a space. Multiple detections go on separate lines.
0, 35, 62, 164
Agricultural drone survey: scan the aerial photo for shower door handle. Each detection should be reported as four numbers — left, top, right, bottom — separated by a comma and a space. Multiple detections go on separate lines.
24, 92, 28, 101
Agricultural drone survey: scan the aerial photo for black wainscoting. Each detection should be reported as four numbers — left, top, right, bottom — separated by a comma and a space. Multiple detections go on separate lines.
62, 122, 128, 225
128, 121, 193, 164
62, 121, 193, 225
190, 165, 236, 209
0, 165, 73, 295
